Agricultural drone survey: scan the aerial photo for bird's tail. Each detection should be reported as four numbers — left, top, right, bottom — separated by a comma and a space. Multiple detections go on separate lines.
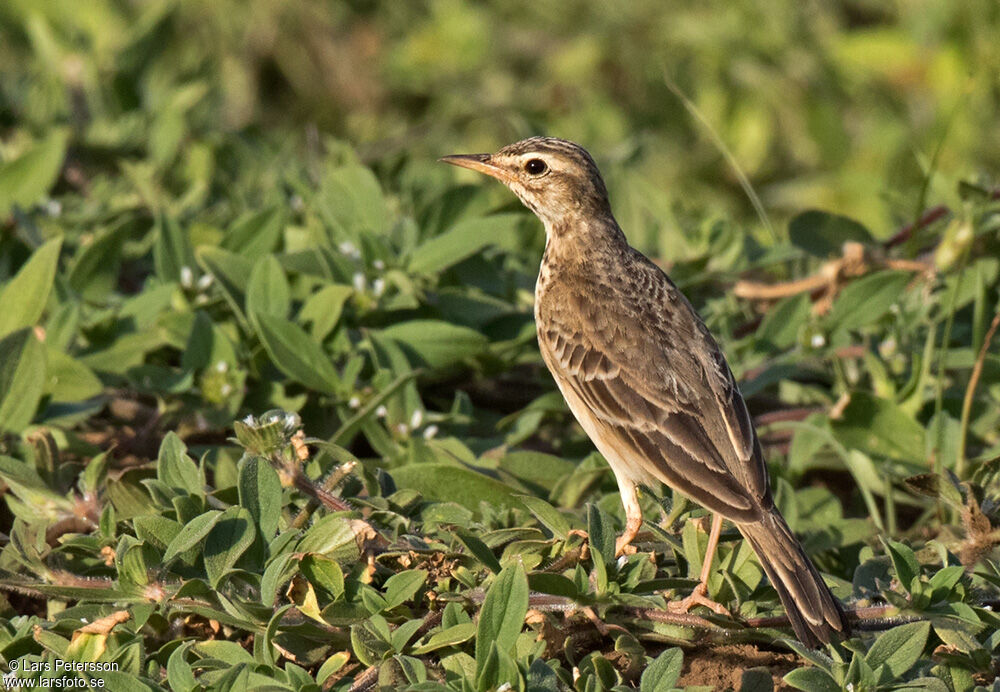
738, 510, 849, 647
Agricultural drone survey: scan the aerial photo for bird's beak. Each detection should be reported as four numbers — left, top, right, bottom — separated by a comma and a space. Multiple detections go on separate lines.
439, 153, 515, 184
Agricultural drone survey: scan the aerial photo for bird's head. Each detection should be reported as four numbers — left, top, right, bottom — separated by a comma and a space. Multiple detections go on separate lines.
441, 137, 611, 230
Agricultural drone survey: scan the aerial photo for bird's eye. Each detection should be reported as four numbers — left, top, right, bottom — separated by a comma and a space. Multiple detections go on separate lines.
524, 158, 548, 175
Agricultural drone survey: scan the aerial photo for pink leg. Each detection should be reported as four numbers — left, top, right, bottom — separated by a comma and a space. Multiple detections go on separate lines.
614, 481, 643, 557
666, 513, 731, 616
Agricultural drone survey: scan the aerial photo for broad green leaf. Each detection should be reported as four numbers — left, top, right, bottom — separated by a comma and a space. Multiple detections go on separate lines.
299, 284, 354, 341
881, 537, 920, 594
454, 530, 503, 573
832, 392, 925, 461
587, 503, 616, 568
783, 667, 841, 692
193, 640, 255, 665
825, 270, 911, 332
44, 348, 102, 402
788, 209, 873, 257
162, 510, 223, 562
389, 464, 520, 512
756, 293, 810, 351
866, 621, 930, 682
317, 164, 388, 236
246, 254, 291, 322
238, 455, 282, 539
408, 214, 518, 275
410, 623, 477, 655
166, 642, 197, 692
475, 562, 528, 675
300, 554, 345, 599
383, 570, 427, 610
0, 237, 62, 338
0, 129, 68, 216
0, 329, 47, 433
517, 495, 570, 540
254, 312, 341, 395
379, 320, 487, 369
156, 432, 204, 496
640, 647, 683, 692
297, 515, 362, 562
223, 207, 286, 260
204, 506, 255, 586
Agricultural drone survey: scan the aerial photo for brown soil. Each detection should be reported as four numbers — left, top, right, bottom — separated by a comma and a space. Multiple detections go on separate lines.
677, 643, 799, 690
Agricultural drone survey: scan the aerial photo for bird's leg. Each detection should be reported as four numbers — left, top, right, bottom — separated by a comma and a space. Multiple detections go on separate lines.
666, 513, 731, 616
614, 481, 642, 557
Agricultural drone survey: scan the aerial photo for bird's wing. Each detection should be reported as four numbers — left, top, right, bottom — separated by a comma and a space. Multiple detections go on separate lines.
539, 262, 770, 522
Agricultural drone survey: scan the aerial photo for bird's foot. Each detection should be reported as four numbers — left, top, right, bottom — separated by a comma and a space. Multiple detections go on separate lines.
666, 582, 731, 617
614, 535, 638, 557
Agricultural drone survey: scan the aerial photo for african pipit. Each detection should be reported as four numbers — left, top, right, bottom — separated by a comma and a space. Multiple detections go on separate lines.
441, 137, 849, 646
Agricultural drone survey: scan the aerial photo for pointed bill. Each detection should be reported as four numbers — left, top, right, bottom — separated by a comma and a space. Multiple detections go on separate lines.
439, 153, 516, 185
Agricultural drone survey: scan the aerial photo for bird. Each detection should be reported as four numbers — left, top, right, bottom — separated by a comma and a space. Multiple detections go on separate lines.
441, 137, 850, 647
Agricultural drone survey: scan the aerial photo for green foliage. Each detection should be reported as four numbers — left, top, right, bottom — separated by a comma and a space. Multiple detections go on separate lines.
1, 1, 1000, 690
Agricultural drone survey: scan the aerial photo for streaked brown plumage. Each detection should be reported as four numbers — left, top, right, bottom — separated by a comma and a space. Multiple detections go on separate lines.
441, 136, 849, 647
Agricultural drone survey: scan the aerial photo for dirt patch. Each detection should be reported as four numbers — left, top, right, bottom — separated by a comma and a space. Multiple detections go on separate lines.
677, 643, 799, 690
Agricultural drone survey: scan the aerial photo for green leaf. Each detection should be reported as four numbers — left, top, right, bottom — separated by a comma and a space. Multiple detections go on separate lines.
154, 214, 195, 283
0, 237, 62, 338
788, 209, 873, 257
246, 254, 291, 322
299, 554, 345, 599
156, 432, 204, 496
0, 328, 47, 433
166, 642, 197, 692
0, 129, 68, 216
587, 503, 616, 568
299, 284, 354, 341
44, 348, 102, 402
475, 562, 528, 678
516, 495, 570, 541
204, 506, 255, 587
223, 207, 286, 260
783, 667, 841, 692
640, 647, 683, 692
832, 392, 925, 461
254, 312, 341, 395
825, 270, 912, 332
389, 464, 520, 512
162, 510, 223, 562
866, 621, 930, 682
379, 320, 487, 369
756, 293, 810, 351
296, 515, 362, 562
383, 570, 427, 610
410, 623, 477, 655
408, 214, 517, 275
196, 246, 252, 324
881, 537, 920, 594
454, 530, 503, 574
238, 455, 282, 539
317, 164, 388, 236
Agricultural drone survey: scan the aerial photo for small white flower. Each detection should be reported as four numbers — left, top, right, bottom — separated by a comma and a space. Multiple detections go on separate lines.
846, 684, 854, 692
338, 241, 360, 259
242, 414, 256, 425
197, 273, 214, 290
215, 361, 229, 373
283, 412, 301, 431
497, 684, 511, 692
220, 383, 233, 397
180, 266, 194, 288
289, 194, 304, 213
46, 199, 62, 217
352, 272, 366, 292
422, 425, 438, 440
409, 409, 424, 429
348, 396, 361, 409
810, 333, 826, 349
372, 278, 386, 297
373, 259, 385, 271
375, 405, 388, 419
395, 423, 408, 436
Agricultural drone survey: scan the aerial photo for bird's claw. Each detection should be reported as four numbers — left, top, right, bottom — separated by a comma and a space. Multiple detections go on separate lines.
666, 581, 731, 617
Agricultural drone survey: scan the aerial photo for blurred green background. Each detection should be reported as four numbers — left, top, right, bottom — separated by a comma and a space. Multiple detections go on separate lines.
3, 0, 999, 239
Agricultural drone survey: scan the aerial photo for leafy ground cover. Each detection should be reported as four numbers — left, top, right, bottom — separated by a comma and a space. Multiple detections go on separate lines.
2, 1, 1000, 690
